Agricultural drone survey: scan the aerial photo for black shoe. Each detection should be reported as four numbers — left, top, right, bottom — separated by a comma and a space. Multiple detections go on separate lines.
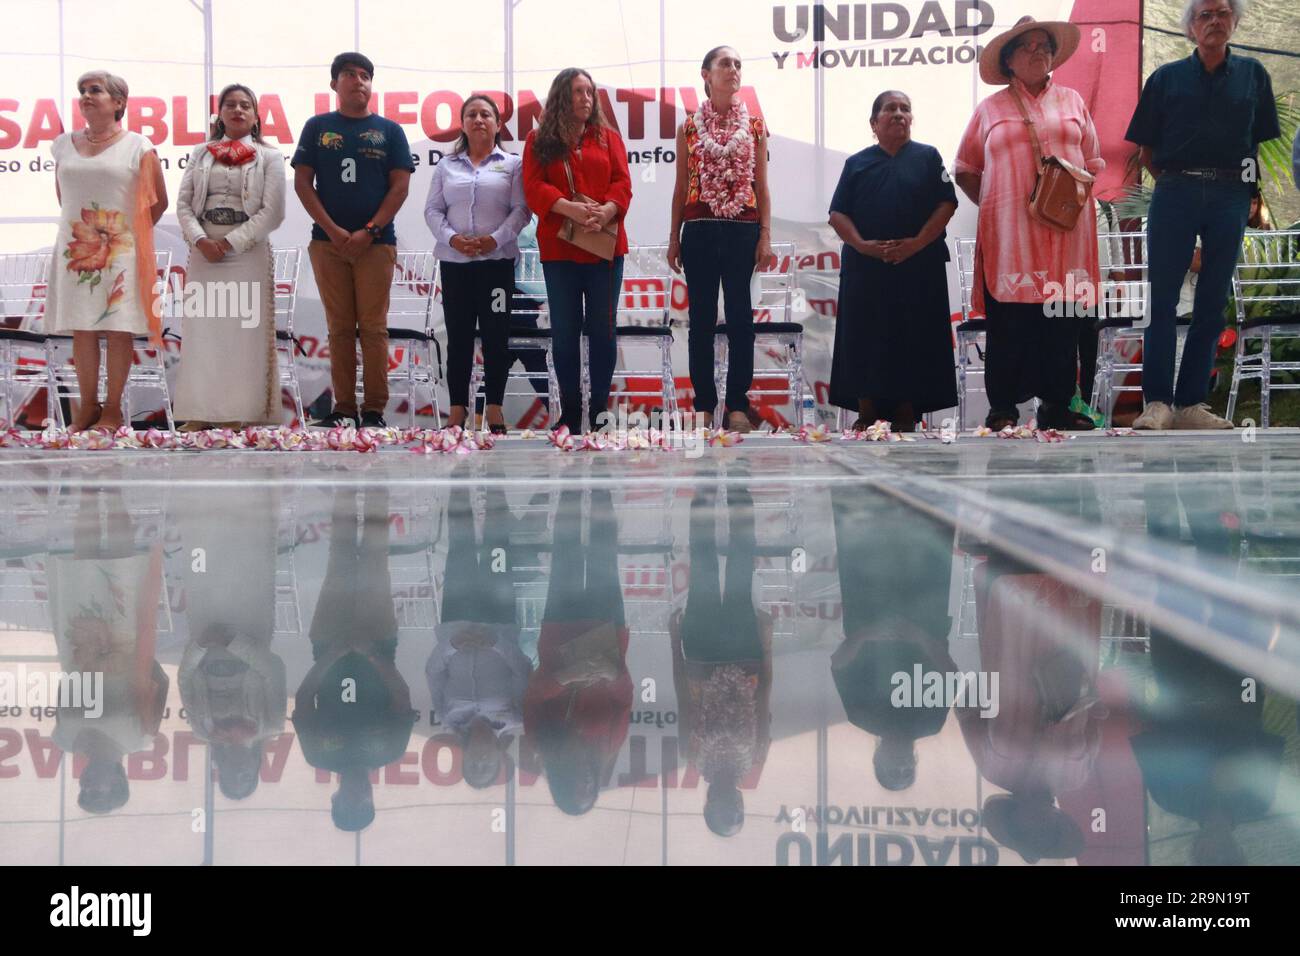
311, 411, 359, 429
1037, 404, 1096, 431
985, 413, 1018, 431
360, 411, 387, 429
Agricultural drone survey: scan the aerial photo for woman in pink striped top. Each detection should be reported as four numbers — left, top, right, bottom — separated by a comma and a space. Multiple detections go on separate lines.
955, 16, 1104, 432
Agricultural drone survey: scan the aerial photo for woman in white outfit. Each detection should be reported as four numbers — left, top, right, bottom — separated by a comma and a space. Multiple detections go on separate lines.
48, 71, 168, 433
174, 84, 286, 428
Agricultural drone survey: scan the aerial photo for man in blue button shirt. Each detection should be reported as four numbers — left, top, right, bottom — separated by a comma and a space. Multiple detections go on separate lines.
1125, 0, 1280, 430
293, 52, 414, 429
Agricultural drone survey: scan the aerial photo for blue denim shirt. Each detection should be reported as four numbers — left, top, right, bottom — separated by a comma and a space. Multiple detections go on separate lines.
1125, 46, 1280, 173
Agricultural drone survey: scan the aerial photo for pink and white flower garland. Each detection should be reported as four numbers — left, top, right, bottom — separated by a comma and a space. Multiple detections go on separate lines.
693, 100, 755, 219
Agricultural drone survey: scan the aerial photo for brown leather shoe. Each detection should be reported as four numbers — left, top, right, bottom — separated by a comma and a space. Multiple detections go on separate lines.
726, 411, 753, 433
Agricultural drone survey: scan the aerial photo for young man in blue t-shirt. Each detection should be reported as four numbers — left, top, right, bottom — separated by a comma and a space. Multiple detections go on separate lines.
292, 52, 414, 428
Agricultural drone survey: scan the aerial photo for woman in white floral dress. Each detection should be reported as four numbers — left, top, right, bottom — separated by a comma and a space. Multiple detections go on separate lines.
47, 71, 168, 432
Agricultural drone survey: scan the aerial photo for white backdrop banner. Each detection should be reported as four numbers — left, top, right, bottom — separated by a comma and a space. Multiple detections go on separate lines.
0, 0, 1141, 427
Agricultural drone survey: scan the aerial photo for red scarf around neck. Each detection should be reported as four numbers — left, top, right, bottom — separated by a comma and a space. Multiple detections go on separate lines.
207, 139, 257, 166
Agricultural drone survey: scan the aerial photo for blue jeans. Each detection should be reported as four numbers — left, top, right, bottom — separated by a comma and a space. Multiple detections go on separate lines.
1143, 174, 1251, 407
542, 257, 625, 431
682, 219, 760, 415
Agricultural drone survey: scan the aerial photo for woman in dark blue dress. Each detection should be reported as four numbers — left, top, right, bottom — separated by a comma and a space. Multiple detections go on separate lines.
829, 91, 959, 431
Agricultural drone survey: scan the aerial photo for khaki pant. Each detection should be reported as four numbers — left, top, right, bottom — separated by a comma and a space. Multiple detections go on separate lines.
308, 240, 397, 416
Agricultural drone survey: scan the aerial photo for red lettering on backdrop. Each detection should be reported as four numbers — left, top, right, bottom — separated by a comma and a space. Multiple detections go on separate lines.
0, 729, 20, 777
127, 97, 169, 145
127, 733, 169, 780
314, 92, 333, 116
473, 90, 514, 140
172, 730, 202, 780
515, 91, 543, 139
597, 89, 620, 133
659, 88, 676, 139
23, 98, 64, 148
421, 90, 464, 142
0, 100, 22, 149
257, 94, 293, 143
384, 91, 418, 126
69, 104, 87, 132
616, 88, 654, 139
172, 95, 205, 146
384, 750, 419, 785
421, 734, 462, 785
26, 730, 61, 778
261, 732, 293, 782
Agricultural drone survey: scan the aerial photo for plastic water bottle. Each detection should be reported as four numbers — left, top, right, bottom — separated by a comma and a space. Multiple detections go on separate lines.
802, 394, 816, 426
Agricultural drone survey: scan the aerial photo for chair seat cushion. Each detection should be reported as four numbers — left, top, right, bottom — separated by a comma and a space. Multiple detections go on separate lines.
1096, 314, 1193, 331
717, 321, 803, 335
0, 328, 47, 344
387, 327, 429, 341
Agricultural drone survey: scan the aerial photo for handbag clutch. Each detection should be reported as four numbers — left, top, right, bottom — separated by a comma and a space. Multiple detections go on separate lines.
550, 621, 623, 687
1009, 86, 1095, 233
559, 158, 619, 260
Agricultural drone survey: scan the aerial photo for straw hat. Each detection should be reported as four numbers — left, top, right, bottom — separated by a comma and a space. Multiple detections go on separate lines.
978, 15, 1080, 86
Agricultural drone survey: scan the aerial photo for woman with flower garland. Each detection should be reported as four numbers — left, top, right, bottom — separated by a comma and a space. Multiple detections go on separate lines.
667, 46, 776, 433
48, 71, 168, 432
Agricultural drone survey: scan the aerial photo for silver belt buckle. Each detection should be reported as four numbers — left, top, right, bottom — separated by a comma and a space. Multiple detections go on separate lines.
205, 207, 245, 225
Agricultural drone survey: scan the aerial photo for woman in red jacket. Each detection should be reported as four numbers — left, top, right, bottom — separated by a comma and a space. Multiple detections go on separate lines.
522, 68, 633, 434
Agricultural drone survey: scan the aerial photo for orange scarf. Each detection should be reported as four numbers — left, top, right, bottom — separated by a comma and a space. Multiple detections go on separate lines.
132, 148, 163, 347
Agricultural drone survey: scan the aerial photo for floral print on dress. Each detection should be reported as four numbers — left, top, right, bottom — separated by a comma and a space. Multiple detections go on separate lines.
63, 203, 133, 323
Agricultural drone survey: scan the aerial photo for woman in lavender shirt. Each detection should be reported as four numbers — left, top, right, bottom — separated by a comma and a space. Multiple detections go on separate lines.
425, 95, 530, 433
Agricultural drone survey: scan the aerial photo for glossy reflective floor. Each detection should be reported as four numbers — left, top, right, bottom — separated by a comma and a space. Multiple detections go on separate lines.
2, 433, 1299, 866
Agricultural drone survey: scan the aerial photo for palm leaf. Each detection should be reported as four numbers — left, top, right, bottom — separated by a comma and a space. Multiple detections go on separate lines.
1259, 92, 1299, 197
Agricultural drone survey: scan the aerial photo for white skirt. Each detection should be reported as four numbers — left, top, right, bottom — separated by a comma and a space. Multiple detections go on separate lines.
172, 221, 278, 424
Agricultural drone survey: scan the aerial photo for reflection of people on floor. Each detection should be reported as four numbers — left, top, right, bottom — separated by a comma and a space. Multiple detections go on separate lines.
50, 489, 168, 815
523, 489, 631, 815
830, 487, 956, 791
670, 485, 772, 837
426, 486, 531, 789
1131, 633, 1284, 866
957, 553, 1104, 863
1135, 466, 1282, 865
178, 487, 286, 800
293, 488, 416, 831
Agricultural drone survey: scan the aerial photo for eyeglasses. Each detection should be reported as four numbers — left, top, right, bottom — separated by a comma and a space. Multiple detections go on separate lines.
1014, 41, 1054, 55
1195, 8, 1234, 23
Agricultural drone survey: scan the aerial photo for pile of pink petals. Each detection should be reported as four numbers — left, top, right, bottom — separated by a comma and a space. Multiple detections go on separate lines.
4, 423, 504, 454
970, 424, 1071, 442
837, 420, 917, 443
546, 425, 746, 452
